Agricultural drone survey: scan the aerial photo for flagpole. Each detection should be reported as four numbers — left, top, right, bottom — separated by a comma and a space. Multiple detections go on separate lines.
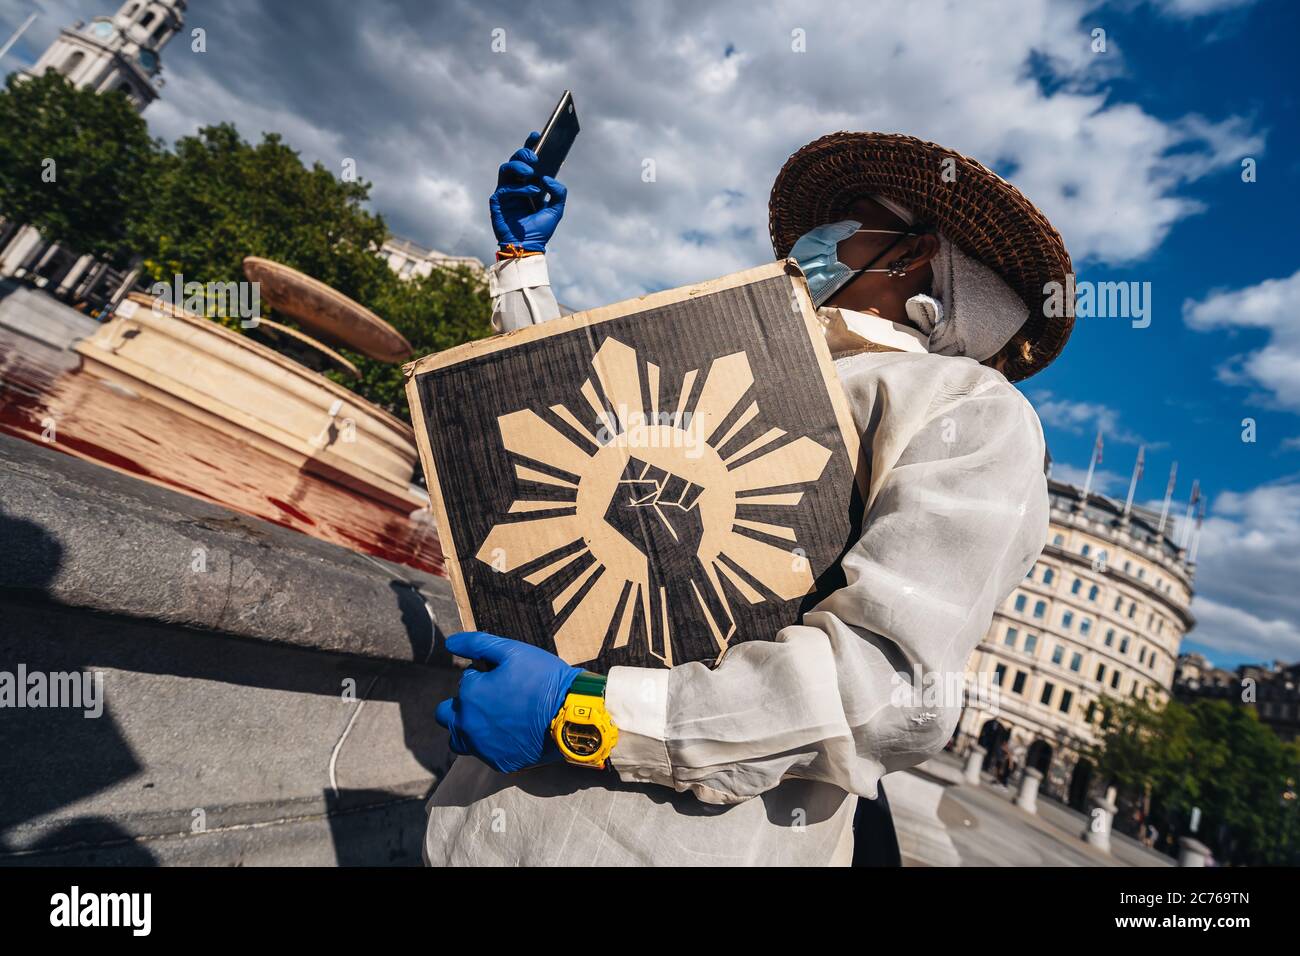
1189, 498, 1207, 564
1081, 429, 1103, 500
1179, 480, 1200, 549
0, 12, 38, 63
1123, 445, 1144, 517
1157, 462, 1177, 533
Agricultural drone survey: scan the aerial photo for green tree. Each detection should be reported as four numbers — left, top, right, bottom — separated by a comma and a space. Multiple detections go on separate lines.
1, 80, 492, 419
328, 264, 493, 421
136, 122, 492, 420
1092, 696, 1300, 865
139, 123, 391, 308
0, 70, 160, 262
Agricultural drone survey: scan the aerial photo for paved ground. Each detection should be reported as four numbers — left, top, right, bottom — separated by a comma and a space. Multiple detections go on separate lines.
889, 752, 1174, 867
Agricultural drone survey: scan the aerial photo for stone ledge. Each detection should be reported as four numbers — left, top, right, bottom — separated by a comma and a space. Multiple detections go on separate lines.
0, 432, 460, 665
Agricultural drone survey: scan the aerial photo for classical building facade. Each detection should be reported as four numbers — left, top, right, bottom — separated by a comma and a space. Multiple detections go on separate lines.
1, 1, 186, 297
381, 236, 483, 279
19, 0, 186, 109
955, 477, 1197, 805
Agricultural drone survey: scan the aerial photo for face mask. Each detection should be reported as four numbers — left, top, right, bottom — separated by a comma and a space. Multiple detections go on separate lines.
788, 219, 916, 307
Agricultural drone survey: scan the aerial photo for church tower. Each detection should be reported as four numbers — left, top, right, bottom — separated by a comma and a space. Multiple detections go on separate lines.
21, 0, 186, 112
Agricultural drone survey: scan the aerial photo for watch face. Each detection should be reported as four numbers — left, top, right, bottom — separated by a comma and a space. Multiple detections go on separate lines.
138, 50, 158, 72
91, 21, 115, 41
560, 722, 603, 758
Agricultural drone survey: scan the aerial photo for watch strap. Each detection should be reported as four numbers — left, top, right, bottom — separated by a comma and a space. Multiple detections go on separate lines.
568, 670, 606, 699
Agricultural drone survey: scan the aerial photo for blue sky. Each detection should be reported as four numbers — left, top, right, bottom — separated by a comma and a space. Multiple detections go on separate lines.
2, 0, 1296, 666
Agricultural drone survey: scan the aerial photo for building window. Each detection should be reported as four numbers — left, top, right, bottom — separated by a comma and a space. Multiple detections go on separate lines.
1128, 602, 1137, 619
1123, 560, 1132, 573
1096, 663, 1106, 681
1071, 578, 1083, 595
1004, 627, 1018, 648
1014, 594, 1027, 612
1040, 682, 1055, 706
1137, 568, 1146, 580
1059, 690, 1074, 713
1085, 701, 1097, 722
1025, 566, 1035, 581
1051, 645, 1065, 665
1012, 671, 1027, 695
1114, 596, 1123, 611
1024, 634, 1038, 654
1070, 652, 1083, 672
1082, 544, 1092, 557
1088, 584, 1099, 602
1104, 628, 1115, 647
1062, 611, 1074, 629
1042, 568, 1055, 585
1033, 600, 1046, 620
1111, 671, 1121, 689
1139, 647, 1147, 665
1120, 636, 1130, 654
1080, 618, 1092, 637
994, 664, 1006, 686
1053, 534, 1064, 546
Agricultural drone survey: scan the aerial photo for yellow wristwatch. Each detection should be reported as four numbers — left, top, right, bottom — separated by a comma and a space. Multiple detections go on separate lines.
550, 671, 619, 769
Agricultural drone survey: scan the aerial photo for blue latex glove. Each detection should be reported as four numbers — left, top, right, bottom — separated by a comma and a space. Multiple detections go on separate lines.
489, 131, 568, 252
435, 631, 583, 774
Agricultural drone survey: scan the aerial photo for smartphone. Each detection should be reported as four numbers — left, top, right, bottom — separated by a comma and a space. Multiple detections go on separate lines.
529, 90, 579, 210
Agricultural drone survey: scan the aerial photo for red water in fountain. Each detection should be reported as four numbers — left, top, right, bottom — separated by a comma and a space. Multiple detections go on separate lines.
0, 326, 445, 576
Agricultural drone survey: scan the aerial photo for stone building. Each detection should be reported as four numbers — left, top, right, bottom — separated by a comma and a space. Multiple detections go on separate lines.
381, 236, 483, 279
1175, 654, 1300, 744
0, 1, 186, 299
19, 0, 186, 109
956, 477, 1197, 806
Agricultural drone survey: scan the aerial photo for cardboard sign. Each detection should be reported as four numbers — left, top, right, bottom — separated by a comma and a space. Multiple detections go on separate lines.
405, 261, 862, 672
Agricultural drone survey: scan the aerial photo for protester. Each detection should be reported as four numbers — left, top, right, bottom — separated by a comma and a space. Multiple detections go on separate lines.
425, 130, 1073, 866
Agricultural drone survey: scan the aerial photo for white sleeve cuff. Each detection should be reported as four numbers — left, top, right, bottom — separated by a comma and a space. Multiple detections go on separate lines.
605, 666, 674, 788
488, 254, 550, 297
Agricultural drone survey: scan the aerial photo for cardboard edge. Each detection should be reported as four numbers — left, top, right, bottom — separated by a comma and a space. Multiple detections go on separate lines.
403, 372, 476, 632
781, 258, 867, 497
404, 260, 794, 377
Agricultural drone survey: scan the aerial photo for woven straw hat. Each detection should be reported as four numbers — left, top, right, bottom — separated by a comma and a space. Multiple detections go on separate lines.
769, 132, 1073, 381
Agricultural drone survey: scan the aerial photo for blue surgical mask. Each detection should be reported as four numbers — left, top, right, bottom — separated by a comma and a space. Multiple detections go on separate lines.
789, 219, 916, 307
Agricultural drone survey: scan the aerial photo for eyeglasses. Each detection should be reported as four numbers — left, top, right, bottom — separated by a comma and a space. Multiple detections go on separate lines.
842, 228, 928, 280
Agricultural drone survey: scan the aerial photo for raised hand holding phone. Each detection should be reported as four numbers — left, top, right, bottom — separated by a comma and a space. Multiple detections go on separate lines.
489, 92, 578, 253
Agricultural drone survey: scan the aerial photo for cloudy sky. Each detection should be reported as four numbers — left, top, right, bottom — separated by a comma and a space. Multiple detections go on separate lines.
3, 0, 1297, 666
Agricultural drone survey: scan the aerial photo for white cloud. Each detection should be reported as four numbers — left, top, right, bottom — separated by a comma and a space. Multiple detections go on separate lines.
1052, 460, 1126, 495
1182, 269, 1300, 412
1146, 0, 1258, 17
1183, 480, 1300, 663
1031, 391, 1147, 445
6, 0, 1260, 311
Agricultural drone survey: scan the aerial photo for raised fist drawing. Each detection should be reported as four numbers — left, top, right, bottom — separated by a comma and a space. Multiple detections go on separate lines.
603, 457, 732, 665
603, 457, 706, 564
